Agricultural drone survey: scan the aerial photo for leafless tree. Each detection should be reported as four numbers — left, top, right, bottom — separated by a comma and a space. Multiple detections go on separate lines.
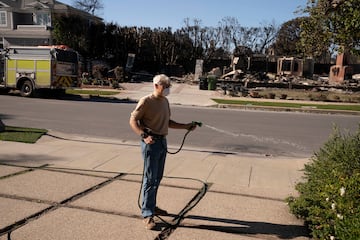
73, 0, 103, 15
256, 21, 278, 54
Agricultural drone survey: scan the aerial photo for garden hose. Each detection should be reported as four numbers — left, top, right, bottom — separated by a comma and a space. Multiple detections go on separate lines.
167, 121, 202, 154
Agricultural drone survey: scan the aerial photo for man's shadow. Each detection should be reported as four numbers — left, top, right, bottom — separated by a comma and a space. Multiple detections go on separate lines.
178, 214, 310, 239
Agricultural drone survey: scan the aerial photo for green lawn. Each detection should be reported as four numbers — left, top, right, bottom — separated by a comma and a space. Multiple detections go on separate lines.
0, 126, 48, 144
212, 99, 360, 112
65, 89, 120, 96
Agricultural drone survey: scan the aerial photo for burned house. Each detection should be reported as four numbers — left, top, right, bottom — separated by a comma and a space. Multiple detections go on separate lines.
329, 53, 353, 84
277, 57, 314, 79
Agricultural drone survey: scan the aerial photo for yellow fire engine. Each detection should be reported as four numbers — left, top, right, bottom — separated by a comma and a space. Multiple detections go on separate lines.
0, 45, 79, 97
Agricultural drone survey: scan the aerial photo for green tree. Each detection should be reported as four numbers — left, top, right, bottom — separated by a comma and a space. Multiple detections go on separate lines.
272, 17, 304, 56
52, 14, 88, 53
52, 14, 105, 59
300, 0, 360, 57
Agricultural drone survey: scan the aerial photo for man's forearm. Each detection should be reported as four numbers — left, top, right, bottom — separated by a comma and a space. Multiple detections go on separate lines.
129, 118, 142, 136
169, 120, 191, 130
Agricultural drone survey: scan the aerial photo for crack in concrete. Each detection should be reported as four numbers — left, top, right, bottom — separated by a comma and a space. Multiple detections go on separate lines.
0, 164, 209, 240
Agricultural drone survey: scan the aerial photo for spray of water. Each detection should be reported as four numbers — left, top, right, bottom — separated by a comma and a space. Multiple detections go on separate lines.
203, 124, 307, 151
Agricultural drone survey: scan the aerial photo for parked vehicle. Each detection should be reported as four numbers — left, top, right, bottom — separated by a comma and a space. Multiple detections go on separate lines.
0, 45, 79, 97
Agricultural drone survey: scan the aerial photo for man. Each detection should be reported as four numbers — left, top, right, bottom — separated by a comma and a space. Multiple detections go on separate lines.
129, 74, 196, 230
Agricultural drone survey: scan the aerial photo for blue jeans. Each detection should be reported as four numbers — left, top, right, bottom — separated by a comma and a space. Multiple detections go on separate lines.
140, 138, 167, 218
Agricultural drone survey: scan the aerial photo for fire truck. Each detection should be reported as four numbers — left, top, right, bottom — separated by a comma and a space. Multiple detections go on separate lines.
0, 45, 79, 97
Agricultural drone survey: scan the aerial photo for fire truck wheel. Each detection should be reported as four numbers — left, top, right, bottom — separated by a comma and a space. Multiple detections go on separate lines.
20, 80, 34, 97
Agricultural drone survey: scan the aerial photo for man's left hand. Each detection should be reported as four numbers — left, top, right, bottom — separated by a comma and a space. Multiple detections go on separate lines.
186, 123, 196, 131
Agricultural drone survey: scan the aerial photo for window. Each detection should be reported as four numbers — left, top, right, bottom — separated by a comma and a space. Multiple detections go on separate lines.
281, 60, 292, 72
0, 11, 7, 26
34, 12, 51, 26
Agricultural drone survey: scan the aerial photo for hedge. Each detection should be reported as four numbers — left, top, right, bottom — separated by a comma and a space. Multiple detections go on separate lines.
287, 125, 360, 240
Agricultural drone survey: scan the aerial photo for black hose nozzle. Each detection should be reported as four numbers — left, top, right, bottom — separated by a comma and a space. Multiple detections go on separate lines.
192, 121, 202, 127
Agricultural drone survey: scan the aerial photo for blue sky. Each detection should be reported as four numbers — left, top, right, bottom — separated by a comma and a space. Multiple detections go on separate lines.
59, 0, 308, 29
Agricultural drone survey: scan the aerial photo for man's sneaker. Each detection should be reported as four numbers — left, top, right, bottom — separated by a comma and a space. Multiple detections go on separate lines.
155, 206, 168, 215
143, 217, 156, 230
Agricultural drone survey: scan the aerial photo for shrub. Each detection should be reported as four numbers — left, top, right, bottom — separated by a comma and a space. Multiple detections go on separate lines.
287, 125, 360, 239
280, 94, 288, 99
267, 92, 276, 99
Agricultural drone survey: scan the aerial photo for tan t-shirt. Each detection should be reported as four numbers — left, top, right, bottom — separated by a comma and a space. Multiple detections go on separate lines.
130, 94, 171, 135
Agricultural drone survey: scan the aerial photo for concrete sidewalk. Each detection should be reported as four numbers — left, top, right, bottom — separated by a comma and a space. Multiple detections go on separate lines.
0, 132, 310, 240
0, 82, 313, 239
118, 82, 220, 107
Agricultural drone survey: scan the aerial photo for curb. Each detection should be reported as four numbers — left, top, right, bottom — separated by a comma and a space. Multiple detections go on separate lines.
216, 104, 360, 115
